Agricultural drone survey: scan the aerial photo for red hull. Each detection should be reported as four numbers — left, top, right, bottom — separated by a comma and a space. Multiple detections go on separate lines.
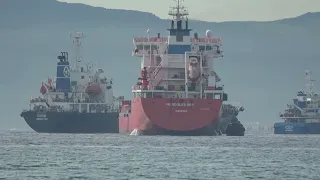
119, 98, 223, 136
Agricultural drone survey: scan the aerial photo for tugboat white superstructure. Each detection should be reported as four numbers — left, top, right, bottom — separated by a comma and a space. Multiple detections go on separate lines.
21, 31, 123, 133
274, 69, 320, 134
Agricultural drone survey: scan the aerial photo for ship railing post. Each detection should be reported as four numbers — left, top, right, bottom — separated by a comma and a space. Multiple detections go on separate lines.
184, 52, 189, 98
149, 33, 152, 64
199, 52, 203, 99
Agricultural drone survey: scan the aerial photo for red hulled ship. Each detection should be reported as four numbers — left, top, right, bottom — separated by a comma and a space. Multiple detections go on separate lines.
119, 0, 228, 136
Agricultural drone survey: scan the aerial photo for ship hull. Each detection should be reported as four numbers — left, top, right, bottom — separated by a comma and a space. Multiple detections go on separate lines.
120, 121, 219, 136
21, 111, 119, 133
218, 116, 238, 134
119, 98, 223, 136
274, 122, 320, 134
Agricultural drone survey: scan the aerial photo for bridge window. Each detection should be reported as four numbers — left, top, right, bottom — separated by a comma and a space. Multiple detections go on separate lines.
205, 93, 222, 99
136, 45, 158, 50
136, 45, 143, 50
199, 46, 213, 51
214, 94, 221, 99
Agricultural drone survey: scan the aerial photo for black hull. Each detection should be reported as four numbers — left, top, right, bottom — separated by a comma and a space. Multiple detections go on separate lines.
219, 116, 239, 134
21, 111, 119, 133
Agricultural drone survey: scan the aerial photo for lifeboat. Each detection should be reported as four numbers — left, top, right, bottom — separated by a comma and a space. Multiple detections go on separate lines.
86, 84, 102, 94
188, 57, 201, 82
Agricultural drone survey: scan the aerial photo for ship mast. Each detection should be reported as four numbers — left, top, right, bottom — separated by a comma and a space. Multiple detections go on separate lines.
169, 0, 189, 21
305, 69, 315, 96
70, 31, 85, 71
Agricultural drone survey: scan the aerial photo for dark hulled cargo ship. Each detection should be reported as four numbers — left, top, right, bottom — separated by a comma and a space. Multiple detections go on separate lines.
20, 31, 123, 133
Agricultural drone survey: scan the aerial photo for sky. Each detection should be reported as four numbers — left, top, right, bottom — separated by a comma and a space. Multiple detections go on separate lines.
59, 0, 320, 22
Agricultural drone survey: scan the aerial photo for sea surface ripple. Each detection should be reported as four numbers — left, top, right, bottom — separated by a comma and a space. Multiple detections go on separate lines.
0, 130, 319, 180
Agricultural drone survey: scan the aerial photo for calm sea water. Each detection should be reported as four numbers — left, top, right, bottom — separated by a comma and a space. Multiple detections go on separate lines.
0, 130, 319, 180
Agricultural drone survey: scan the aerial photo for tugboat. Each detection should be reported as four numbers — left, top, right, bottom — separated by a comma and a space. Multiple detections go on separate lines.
224, 117, 245, 136
118, 0, 244, 136
274, 69, 320, 134
219, 103, 245, 136
20, 31, 123, 133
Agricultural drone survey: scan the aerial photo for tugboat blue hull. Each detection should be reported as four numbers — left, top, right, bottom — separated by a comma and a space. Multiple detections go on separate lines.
274, 122, 320, 134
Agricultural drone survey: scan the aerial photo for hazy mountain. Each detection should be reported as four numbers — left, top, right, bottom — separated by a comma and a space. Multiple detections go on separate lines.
1, 0, 320, 130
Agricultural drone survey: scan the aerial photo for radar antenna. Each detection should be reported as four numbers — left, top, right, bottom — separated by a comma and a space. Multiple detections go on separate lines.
70, 31, 85, 70
168, 0, 189, 20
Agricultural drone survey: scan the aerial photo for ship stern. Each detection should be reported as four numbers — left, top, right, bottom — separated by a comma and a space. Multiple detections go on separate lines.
128, 98, 222, 136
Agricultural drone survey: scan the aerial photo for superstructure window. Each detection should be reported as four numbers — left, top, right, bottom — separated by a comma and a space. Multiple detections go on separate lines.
214, 94, 221, 99
146, 92, 153, 98
136, 45, 143, 50
206, 93, 213, 99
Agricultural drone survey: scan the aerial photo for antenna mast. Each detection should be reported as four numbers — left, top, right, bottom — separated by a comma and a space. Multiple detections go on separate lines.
305, 69, 315, 95
168, 0, 188, 20
70, 31, 85, 70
